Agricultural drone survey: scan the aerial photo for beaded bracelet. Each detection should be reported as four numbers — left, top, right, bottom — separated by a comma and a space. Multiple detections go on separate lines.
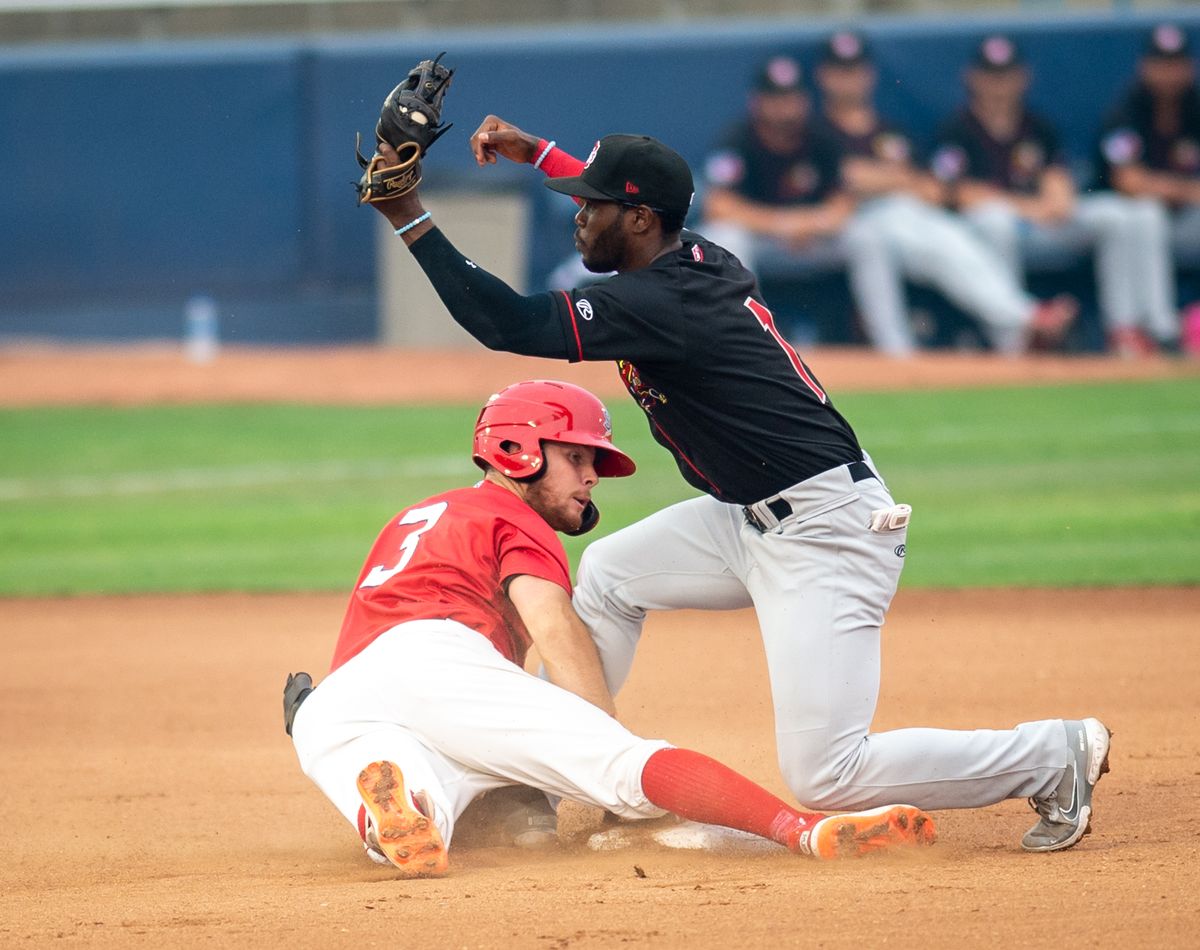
532, 140, 556, 170
394, 211, 432, 236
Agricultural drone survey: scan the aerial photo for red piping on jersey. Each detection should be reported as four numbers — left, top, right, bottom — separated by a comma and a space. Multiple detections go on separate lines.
560, 290, 584, 359
650, 416, 723, 497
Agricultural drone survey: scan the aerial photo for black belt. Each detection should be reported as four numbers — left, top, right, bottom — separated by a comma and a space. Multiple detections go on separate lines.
743, 460, 878, 532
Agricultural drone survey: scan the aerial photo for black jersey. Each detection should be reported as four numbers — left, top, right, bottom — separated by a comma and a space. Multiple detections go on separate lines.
930, 108, 1064, 194
1094, 83, 1200, 189
703, 120, 844, 206
547, 232, 862, 504
820, 116, 916, 165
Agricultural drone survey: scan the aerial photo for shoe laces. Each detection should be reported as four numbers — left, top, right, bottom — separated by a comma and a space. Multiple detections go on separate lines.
1027, 795, 1061, 822
1028, 759, 1077, 823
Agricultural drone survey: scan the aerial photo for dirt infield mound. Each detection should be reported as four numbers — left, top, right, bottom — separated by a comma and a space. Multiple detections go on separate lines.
4, 346, 1197, 946
1, 343, 1195, 406
2, 589, 1198, 948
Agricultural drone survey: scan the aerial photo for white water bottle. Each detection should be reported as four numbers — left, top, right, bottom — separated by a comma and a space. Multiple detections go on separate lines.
184, 295, 219, 364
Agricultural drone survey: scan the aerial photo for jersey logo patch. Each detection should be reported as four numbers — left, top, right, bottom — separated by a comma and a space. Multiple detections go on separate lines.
931, 145, 967, 182
704, 151, 744, 187
1102, 129, 1141, 166
691, 245, 704, 262
1172, 138, 1200, 174
782, 163, 819, 199
575, 298, 594, 321
618, 360, 668, 413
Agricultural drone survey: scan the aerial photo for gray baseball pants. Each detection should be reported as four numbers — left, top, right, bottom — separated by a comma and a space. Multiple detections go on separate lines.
964, 193, 1179, 343
572, 457, 1071, 811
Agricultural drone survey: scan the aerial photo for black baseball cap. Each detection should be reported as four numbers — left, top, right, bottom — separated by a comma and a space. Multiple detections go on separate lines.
971, 34, 1025, 72
1144, 23, 1193, 60
543, 134, 695, 219
753, 54, 805, 94
820, 31, 872, 67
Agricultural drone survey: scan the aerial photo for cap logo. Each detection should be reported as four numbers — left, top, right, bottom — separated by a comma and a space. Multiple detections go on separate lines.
1153, 23, 1185, 54
625, 181, 640, 195
832, 32, 861, 59
584, 140, 601, 169
766, 56, 801, 89
601, 407, 612, 437
983, 36, 1014, 66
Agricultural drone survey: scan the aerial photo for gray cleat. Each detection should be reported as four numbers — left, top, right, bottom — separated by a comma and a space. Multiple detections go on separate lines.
1022, 717, 1112, 853
502, 793, 560, 850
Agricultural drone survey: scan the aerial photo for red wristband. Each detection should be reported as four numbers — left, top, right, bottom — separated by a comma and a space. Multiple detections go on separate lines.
535, 140, 586, 180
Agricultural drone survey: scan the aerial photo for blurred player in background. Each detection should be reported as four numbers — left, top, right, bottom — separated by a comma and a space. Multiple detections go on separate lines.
930, 34, 1179, 357
697, 55, 856, 334
813, 30, 1076, 355
286, 380, 936, 876
1095, 22, 1200, 354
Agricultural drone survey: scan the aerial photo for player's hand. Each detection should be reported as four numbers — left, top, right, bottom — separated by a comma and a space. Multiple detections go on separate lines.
471, 115, 541, 167
366, 142, 426, 225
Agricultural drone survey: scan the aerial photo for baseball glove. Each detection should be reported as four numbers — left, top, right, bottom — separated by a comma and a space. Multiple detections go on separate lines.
355, 52, 455, 205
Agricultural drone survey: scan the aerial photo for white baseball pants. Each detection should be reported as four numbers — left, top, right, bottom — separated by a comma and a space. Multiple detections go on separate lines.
290, 619, 668, 846
701, 196, 1040, 356
965, 193, 1179, 343
573, 458, 1071, 812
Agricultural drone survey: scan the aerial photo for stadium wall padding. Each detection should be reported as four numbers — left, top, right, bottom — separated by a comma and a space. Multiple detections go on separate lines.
0, 10, 1196, 344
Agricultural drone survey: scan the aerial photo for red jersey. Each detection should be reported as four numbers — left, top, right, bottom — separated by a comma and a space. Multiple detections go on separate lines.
330, 481, 571, 672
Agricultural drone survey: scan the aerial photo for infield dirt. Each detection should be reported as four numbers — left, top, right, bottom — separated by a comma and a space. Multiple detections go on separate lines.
2, 346, 1198, 948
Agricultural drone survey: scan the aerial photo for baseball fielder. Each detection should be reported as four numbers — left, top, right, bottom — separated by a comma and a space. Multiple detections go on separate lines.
285, 380, 936, 875
354, 57, 1110, 853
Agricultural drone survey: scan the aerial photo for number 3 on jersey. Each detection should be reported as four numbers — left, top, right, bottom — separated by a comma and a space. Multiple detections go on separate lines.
743, 297, 827, 404
360, 502, 448, 588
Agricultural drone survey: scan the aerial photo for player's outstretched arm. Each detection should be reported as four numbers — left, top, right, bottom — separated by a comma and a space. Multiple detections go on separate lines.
507, 575, 617, 718
470, 114, 585, 182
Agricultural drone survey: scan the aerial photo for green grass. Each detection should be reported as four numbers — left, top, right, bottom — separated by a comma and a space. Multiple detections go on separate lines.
1, 379, 1197, 595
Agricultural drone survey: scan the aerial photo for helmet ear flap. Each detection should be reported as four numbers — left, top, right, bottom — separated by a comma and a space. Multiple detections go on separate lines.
497, 438, 546, 481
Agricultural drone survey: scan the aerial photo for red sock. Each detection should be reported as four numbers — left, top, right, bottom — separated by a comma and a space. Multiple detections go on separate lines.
640, 748, 823, 851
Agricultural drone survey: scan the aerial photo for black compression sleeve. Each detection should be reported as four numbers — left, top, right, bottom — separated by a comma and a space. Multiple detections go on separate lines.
406, 226, 570, 358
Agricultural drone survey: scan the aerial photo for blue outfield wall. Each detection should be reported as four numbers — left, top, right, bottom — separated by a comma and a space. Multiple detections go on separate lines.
0, 10, 1197, 345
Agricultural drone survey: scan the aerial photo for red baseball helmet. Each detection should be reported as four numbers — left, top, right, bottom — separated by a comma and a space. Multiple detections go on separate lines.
472, 380, 636, 480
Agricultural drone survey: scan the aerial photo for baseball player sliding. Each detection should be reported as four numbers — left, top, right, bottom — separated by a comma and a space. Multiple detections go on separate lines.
352, 56, 1110, 854
285, 380, 936, 875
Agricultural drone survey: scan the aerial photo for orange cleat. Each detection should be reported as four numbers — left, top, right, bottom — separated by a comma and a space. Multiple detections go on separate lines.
357, 760, 448, 877
803, 804, 937, 859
